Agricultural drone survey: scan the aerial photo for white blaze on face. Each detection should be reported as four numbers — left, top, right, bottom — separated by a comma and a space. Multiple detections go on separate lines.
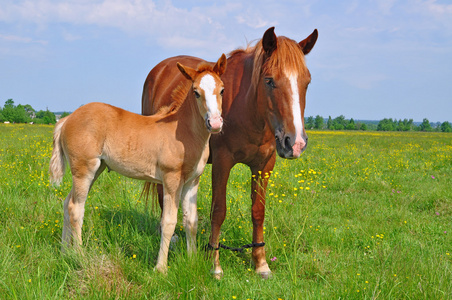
288, 73, 303, 142
199, 74, 220, 117
199, 73, 223, 132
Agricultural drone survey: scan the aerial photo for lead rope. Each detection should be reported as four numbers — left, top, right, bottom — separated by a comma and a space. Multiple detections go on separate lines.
204, 242, 265, 253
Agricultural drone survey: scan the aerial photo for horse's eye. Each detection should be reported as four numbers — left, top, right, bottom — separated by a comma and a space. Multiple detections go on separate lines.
220, 88, 224, 96
265, 78, 276, 89
194, 90, 200, 98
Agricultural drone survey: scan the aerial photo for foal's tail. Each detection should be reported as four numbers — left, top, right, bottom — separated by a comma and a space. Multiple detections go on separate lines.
49, 117, 68, 185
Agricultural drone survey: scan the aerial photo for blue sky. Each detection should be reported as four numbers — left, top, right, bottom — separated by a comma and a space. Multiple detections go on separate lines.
1, 0, 451, 122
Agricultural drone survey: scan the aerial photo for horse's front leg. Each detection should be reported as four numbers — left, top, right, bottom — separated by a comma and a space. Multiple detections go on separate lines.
155, 175, 182, 274
209, 152, 234, 278
250, 153, 276, 279
181, 177, 200, 256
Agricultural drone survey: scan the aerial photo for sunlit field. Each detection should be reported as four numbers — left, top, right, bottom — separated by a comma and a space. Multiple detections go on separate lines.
1, 124, 451, 299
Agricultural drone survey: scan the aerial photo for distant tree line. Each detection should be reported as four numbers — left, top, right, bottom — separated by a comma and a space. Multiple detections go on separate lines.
375, 118, 452, 132
0, 99, 70, 124
2, 99, 450, 132
305, 115, 452, 132
305, 115, 371, 131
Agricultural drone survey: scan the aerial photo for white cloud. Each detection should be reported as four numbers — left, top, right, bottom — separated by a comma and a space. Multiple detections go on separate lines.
0, 0, 298, 57
376, 0, 396, 15
235, 14, 273, 29
0, 33, 47, 45
404, 0, 452, 31
0, 1, 214, 35
423, 0, 452, 15
158, 35, 211, 50
61, 30, 82, 42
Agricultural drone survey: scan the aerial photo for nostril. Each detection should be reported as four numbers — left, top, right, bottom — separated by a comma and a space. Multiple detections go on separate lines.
284, 136, 292, 150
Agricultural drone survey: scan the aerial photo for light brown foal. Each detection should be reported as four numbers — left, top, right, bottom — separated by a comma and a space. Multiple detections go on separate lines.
49, 54, 227, 273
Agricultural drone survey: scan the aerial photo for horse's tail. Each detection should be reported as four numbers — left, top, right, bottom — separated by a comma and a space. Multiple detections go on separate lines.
140, 182, 158, 212
49, 117, 68, 185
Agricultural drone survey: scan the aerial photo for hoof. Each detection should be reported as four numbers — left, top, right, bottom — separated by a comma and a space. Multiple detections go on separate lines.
154, 265, 168, 274
210, 269, 223, 280
258, 270, 272, 279
255, 263, 272, 279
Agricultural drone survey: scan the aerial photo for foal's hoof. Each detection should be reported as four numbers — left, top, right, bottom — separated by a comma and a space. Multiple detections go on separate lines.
210, 269, 224, 280
154, 265, 168, 275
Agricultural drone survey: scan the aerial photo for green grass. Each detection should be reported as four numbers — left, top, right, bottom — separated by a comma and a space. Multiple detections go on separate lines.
1, 124, 451, 299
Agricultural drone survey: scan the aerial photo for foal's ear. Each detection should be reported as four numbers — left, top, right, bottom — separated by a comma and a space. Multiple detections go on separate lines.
299, 29, 318, 55
177, 63, 198, 81
213, 53, 227, 76
262, 26, 277, 55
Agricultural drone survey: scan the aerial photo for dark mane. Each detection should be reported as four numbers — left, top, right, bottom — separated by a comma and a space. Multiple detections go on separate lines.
229, 36, 308, 88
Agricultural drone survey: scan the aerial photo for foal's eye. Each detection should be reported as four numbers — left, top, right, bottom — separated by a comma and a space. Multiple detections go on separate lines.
194, 90, 201, 98
220, 88, 224, 96
265, 78, 276, 89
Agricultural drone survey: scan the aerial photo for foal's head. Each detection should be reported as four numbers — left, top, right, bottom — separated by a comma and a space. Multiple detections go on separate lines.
255, 27, 318, 158
177, 54, 227, 134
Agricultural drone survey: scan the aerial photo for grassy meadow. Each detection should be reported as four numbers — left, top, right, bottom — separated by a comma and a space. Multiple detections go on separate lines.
0, 124, 451, 299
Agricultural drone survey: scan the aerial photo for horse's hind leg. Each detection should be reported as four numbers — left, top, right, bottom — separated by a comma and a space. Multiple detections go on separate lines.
181, 177, 200, 256
61, 158, 103, 250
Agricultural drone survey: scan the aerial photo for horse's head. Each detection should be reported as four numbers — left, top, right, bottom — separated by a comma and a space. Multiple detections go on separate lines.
257, 27, 318, 159
177, 54, 227, 134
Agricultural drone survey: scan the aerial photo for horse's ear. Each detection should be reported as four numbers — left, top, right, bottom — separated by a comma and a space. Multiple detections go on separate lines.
262, 27, 277, 55
177, 63, 197, 81
299, 29, 318, 55
213, 53, 227, 76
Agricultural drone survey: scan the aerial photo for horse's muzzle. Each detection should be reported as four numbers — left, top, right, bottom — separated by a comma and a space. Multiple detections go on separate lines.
275, 131, 308, 159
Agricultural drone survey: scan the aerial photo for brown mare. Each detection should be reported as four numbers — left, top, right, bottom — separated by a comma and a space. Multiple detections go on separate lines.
49, 54, 227, 273
142, 27, 318, 278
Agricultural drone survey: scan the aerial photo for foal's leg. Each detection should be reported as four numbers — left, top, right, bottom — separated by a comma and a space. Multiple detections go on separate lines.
250, 153, 276, 279
61, 189, 74, 249
181, 177, 200, 255
155, 174, 182, 273
209, 153, 234, 278
61, 158, 103, 250
62, 176, 91, 248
